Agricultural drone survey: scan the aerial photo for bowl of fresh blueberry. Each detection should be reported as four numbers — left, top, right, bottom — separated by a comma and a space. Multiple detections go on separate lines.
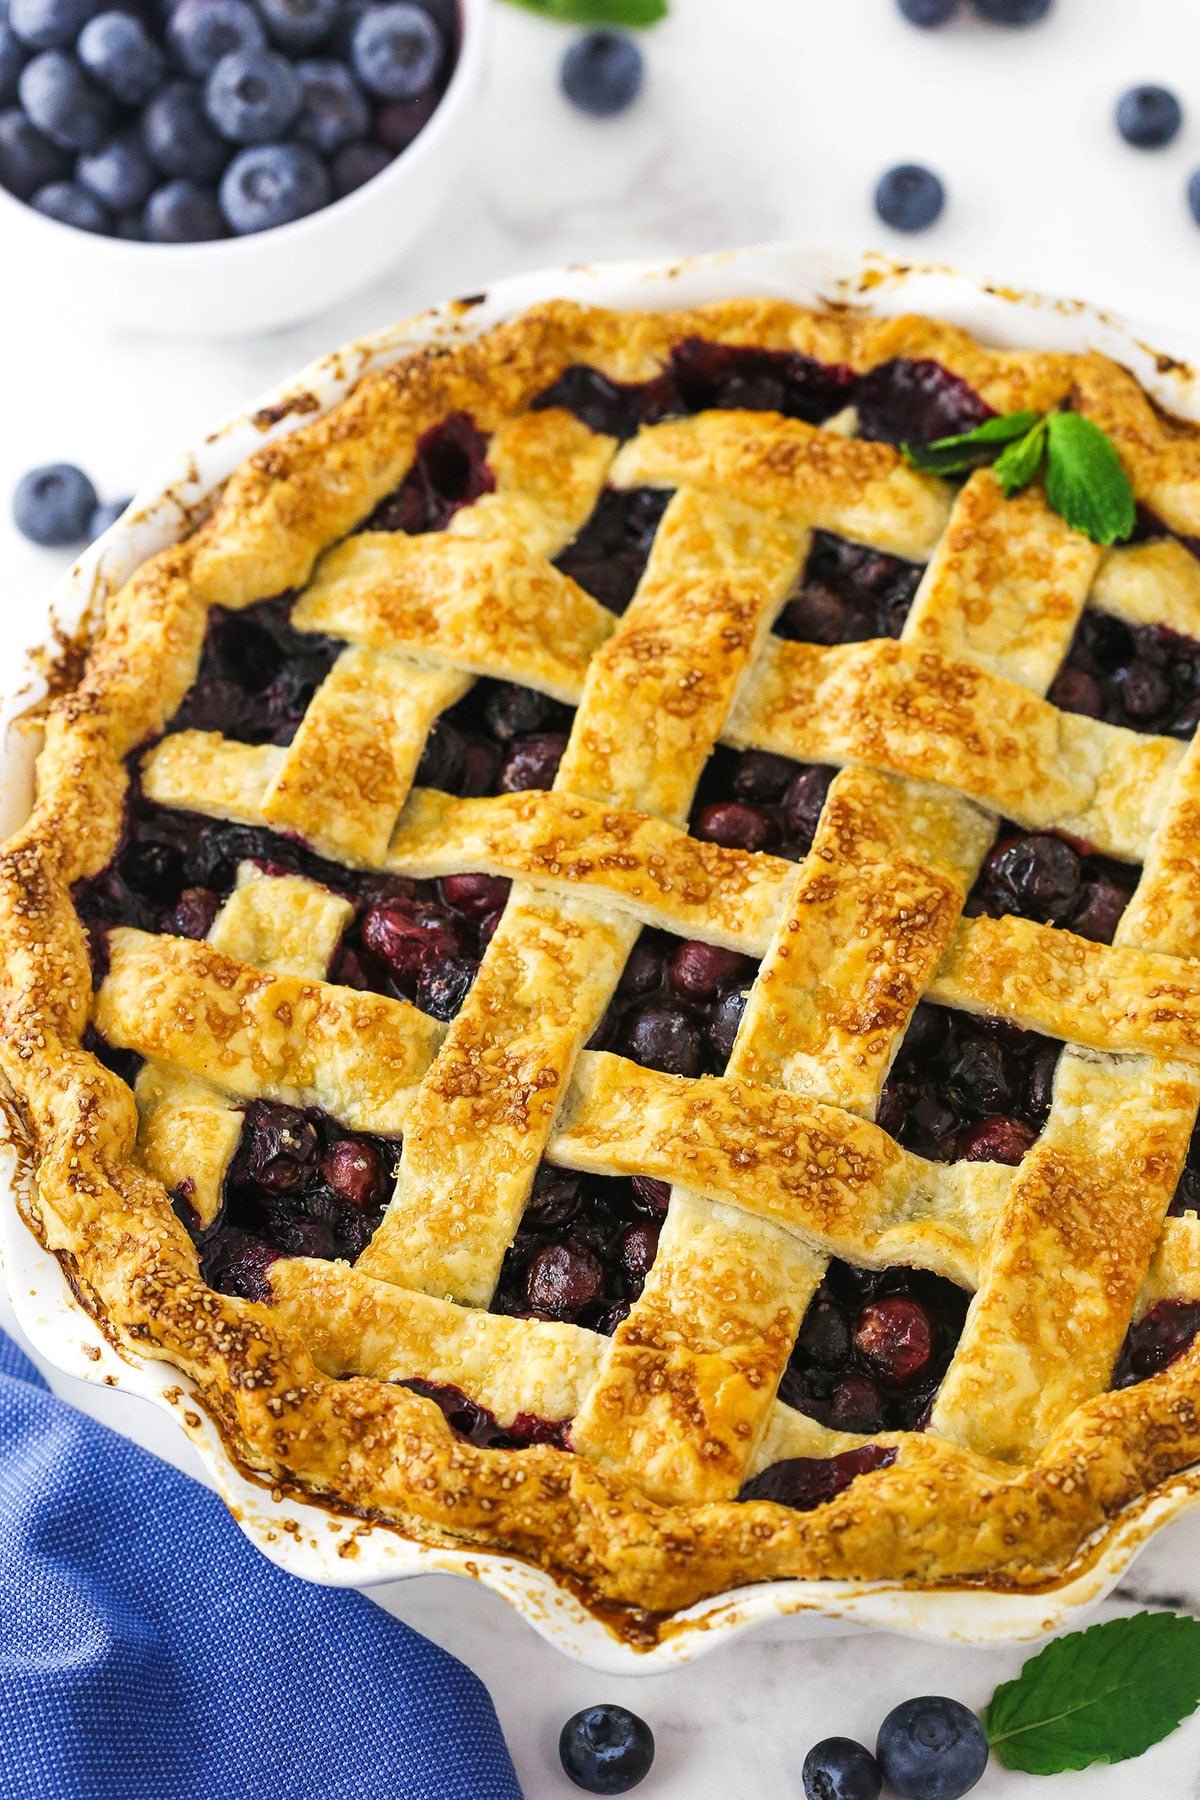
0, 0, 485, 335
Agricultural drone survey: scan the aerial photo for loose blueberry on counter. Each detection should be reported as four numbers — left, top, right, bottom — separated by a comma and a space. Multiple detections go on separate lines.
351, 2, 443, 101
220, 140, 331, 232
19, 49, 112, 151
559, 1705, 655, 1796
561, 31, 644, 118
875, 1696, 988, 1800
1116, 83, 1182, 149
77, 12, 165, 106
802, 1736, 882, 1800
12, 462, 97, 546
897, 0, 958, 21
874, 163, 945, 232
87, 494, 131, 542
973, 0, 1051, 18
1112, 1299, 1200, 1386
779, 1259, 970, 1433
166, 0, 266, 79
1189, 169, 1200, 230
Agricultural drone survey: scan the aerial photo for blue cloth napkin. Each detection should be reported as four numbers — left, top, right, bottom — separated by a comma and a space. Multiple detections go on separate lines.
0, 1328, 524, 1800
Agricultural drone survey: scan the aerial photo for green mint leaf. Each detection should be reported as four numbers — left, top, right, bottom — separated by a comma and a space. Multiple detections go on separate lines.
992, 417, 1047, 496
1043, 410, 1137, 545
901, 409, 1041, 475
986, 1611, 1200, 1775
499, 0, 668, 25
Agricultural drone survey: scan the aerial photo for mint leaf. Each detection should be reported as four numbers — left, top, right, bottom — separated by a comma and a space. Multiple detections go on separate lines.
901, 410, 1041, 475
992, 417, 1047, 496
499, 0, 668, 24
986, 1611, 1200, 1775
1044, 410, 1136, 545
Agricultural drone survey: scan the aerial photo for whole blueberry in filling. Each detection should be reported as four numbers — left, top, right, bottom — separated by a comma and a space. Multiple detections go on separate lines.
967, 824, 1139, 945
877, 1001, 1061, 1165
399, 1379, 571, 1451
1112, 1299, 1200, 1388
775, 530, 925, 646
171, 593, 340, 746
182, 1099, 401, 1296
361, 412, 494, 534
585, 927, 759, 1078
491, 1162, 670, 1334
777, 1258, 972, 1434
1050, 610, 1200, 739
738, 1443, 897, 1511
553, 486, 670, 615
690, 744, 835, 862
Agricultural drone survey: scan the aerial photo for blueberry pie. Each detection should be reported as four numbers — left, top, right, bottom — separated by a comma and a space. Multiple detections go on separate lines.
8, 297, 1200, 1637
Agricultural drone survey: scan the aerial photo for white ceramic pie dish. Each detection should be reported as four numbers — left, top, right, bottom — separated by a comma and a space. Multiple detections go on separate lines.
6, 243, 1200, 1673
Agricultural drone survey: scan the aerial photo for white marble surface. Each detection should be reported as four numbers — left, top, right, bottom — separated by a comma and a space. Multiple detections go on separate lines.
6, 1, 1200, 1793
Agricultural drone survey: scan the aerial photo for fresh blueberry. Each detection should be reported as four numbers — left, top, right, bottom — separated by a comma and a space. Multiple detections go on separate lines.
1188, 168, 1200, 228
77, 129, 155, 211
802, 1737, 882, 1800
9, 0, 98, 51
141, 80, 228, 178
145, 176, 224, 239
13, 462, 99, 547
166, 0, 264, 77
19, 50, 113, 150
0, 21, 27, 104
0, 104, 68, 197
77, 11, 164, 103
897, 0, 958, 22
114, 209, 147, 239
876, 1697, 989, 1800
205, 46, 301, 143
559, 1705, 655, 1795
219, 139, 329, 232
352, 2, 443, 100
1116, 84, 1182, 149
87, 495, 130, 540
31, 174, 108, 229
874, 163, 945, 231
331, 137, 389, 194
293, 57, 368, 153
257, 0, 340, 52
561, 30, 643, 117
373, 88, 437, 149
972, 0, 1051, 19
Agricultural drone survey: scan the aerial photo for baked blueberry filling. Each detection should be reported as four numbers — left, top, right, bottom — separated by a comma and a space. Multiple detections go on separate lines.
1112, 1299, 1200, 1388
492, 1162, 667, 1336
1050, 609, 1200, 739
186, 1100, 401, 1294
738, 1444, 897, 1512
360, 412, 494, 535
876, 1001, 1061, 1165
966, 824, 1139, 945
399, 1380, 571, 1451
553, 486, 670, 615
690, 745, 834, 861
586, 927, 759, 1079
778, 1259, 971, 1435
171, 593, 340, 747
774, 530, 925, 646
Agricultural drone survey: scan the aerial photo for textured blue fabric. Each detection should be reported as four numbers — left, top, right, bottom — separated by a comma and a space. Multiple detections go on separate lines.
0, 1330, 524, 1800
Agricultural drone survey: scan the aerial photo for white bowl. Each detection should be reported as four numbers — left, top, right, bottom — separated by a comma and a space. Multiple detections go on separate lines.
0, 0, 486, 338
7, 244, 1200, 1671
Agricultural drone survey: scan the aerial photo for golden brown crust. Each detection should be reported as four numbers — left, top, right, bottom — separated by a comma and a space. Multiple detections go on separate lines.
8, 296, 1200, 1640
